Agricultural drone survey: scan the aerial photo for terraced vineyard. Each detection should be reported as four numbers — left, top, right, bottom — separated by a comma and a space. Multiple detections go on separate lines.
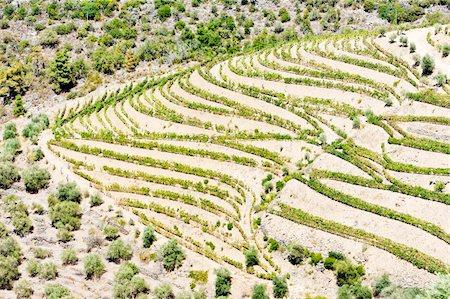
49, 26, 449, 297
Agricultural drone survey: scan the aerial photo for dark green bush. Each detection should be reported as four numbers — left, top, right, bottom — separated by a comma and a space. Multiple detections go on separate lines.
160, 239, 185, 271
335, 260, 364, 286
49, 201, 82, 231
272, 275, 288, 298
287, 243, 306, 265
2, 123, 17, 140
142, 226, 156, 248
245, 247, 259, 267
252, 284, 269, 299
215, 268, 231, 297
372, 274, 391, 296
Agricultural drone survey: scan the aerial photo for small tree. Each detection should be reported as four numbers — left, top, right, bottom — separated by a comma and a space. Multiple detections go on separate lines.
410, 42, 416, 53
142, 226, 156, 248
159, 239, 185, 271
252, 284, 269, 299
372, 274, 391, 296
2, 123, 17, 140
215, 268, 231, 298
272, 275, 288, 298
421, 54, 435, 75
22, 166, 50, 193
84, 254, 105, 279
244, 247, 259, 267
57, 181, 81, 202
107, 239, 132, 263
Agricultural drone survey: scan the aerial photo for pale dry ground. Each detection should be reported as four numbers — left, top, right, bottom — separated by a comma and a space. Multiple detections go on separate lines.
387, 170, 450, 193
307, 153, 372, 179
397, 121, 450, 143
321, 179, 450, 231
385, 143, 450, 169
278, 180, 450, 264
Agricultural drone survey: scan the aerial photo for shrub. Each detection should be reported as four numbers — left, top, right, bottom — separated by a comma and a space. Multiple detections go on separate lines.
328, 251, 345, 260
107, 239, 132, 263
26, 259, 40, 277
434, 181, 446, 192
0, 163, 20, 189
193, 288, 207, 299
89, 193, 103, 207
215, 268, 231, 298
13, 98, 26, 117
39, 29, 59, 47
84, 254, 105, 279
14, 280, 33, 298
49, 201, 82, 231
85, 227, 104, 251
335, 260, 364, 286
157, 5, 171, 21
61, 248, 78, 265
245, 247, 259, 267
3, 123, 17, 140
272, 275, 288, 298
372, 274, 391, 296
337, 282, 372, 299
32, 147, 44, 161
160, 239, 185, 271
410, 42, 416, 53
0, 255, 20, 289
22, 166, 50, 193
421, 54, 435, 75
442, 44, 450, 57
252, 284, 269, 299
287, 243, 306, 265
434, 72, 447, 87
399, 35, 408, 47
31, 202, 44, 214
38, 262, 58, 280
103, 224, 119, 240
324, 257, 336, 270
112, 262, 149, 298
44, 284, 70, 299
267, 238, 279, 252
32, 247, 52, 259
57, 181, 81, 203
142, 226, 156, 248
154, 283, 174, 299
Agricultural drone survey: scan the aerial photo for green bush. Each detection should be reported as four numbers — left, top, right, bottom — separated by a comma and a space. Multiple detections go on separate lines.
324, 257, 336, 270
442, 44, 450, 57
14, 280, 33, 298
61, 248, 78, 265
154, 283, 174, 299
22, 166, 50, 193
252, 284, 269, 299
32, 147, 44, 161
44, 283, 70, 299
49, 201, 82, 231
310, 253, 322, 265
142, 226, 156, 248
272, 275, 288, 298
112, 262, 149, 298
0, 255, 20, 289
103, 224, 119, 240
287, 243, 306, 265
38, 262, 58, 280
89, 193, 103, 206
337, 282, 372, 299
215, 268, 231, 298
421, 54, 435, 75
26, 259, 40, 277
107, 239, 132, 263
0, 163, 20, 189
32, 247, 52, 259
160, 239, 185, 271
335, 260, 364, 286
157, 5, 171, 21
57, 181, 81, 203
245, 247, 259, 267
3, 123, 17, 140
84, 254, 105, 279
372, 274, 391, 296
